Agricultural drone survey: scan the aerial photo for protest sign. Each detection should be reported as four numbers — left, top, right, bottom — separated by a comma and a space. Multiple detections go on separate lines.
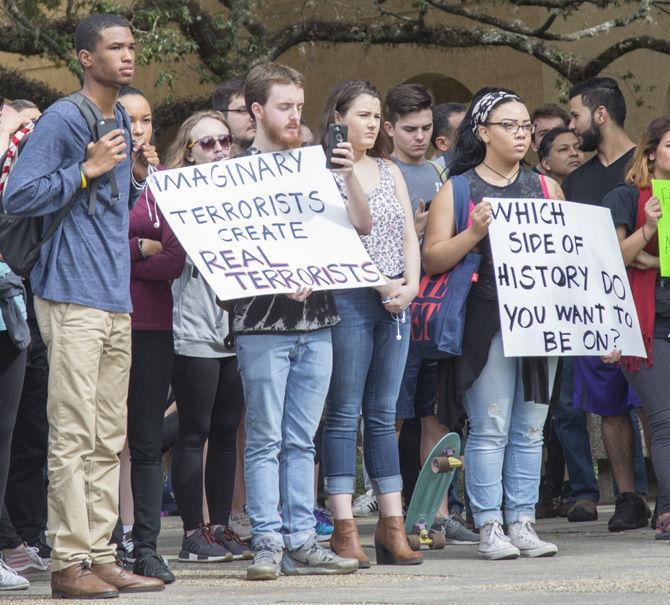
487, 198, 646, 357
651, 179, 670, 277
149, 146, 385, 300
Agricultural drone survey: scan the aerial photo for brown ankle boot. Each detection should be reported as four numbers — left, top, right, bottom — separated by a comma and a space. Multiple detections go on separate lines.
330, 518, 370, 569
51, 562, 118, 599
92, 562, 164, 593
374, 516, 423, 565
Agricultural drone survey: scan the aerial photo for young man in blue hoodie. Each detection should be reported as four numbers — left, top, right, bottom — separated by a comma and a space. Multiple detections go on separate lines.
4, 13, 163, 599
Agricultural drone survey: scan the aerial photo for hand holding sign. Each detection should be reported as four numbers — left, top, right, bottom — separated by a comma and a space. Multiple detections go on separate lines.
487, 197, 646, 357
149, 146, 385, 300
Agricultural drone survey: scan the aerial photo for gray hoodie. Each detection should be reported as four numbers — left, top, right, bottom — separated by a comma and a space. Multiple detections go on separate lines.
172, 257, 234, 358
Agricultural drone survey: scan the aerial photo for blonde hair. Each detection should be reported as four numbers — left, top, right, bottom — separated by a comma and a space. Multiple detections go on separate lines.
625, 116, 670, 188
164, 110, 230, 168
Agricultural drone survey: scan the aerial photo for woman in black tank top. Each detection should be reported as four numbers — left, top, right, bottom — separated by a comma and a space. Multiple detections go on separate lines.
423, 88, 563, 560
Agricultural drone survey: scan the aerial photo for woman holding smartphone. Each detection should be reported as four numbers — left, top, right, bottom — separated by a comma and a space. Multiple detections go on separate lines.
166, 110, 251, 564
320, 80, 422, 567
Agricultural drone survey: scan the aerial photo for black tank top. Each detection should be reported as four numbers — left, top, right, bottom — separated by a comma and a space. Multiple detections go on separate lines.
463, 167, 545, 300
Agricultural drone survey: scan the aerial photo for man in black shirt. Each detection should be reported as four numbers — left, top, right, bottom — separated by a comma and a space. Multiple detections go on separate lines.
234, 63, 371, 581
559, 77, 649, 531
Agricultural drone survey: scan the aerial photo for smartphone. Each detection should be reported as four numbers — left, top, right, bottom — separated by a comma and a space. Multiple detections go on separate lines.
424, 200, 432, 211
325, 123, 348, 169
96, 118, 120, 140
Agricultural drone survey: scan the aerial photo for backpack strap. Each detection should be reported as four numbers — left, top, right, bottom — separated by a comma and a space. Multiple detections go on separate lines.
427, 159, 447, 184
450, 174, 472, 233
61, 92, 130, 216
538, 173, 550, 199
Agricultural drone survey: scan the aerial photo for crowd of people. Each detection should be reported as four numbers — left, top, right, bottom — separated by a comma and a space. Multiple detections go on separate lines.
0, 11, 668, 599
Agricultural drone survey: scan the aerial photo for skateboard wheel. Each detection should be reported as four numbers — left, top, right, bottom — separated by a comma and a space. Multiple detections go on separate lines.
408, 534, 422, 551
429, 532, 447, 549
431, 456, 462, 473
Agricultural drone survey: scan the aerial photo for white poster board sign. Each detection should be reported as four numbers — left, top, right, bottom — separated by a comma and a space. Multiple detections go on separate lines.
149, 146, 384, 300
486, 197, 646, 357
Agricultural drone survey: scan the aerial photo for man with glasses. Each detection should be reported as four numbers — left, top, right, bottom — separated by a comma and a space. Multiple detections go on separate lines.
212, 78, 256, 151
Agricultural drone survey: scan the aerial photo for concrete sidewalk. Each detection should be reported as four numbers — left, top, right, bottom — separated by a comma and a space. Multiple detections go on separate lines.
4, 507, 669, 604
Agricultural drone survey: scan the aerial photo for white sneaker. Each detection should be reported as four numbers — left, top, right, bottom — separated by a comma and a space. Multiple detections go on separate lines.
352, 490, 378, 517
229, 512, 252, 542
478, 521, 520, 560
0, 558, 30, 590
508, 520, 558, 557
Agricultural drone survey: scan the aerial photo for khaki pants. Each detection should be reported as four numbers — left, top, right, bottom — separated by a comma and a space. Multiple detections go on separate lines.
34, 297, 130, 571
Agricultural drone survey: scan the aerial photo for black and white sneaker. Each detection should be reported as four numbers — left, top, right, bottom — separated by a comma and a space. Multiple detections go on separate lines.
134, 552, 175, 584
213, 526, 252, 560
178, 527, 233, 562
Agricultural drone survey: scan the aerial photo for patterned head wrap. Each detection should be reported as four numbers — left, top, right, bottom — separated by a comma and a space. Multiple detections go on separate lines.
471, 91, 520, 138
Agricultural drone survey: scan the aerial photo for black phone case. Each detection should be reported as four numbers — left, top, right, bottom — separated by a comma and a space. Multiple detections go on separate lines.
96, 118, 119, 140
325, 124, 348, 169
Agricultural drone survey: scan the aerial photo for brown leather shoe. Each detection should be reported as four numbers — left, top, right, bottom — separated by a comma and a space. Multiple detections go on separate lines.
374, 516, 422, 565
330, 518, 370, 569
51, 562, 118, 599
92, 562, 164, 593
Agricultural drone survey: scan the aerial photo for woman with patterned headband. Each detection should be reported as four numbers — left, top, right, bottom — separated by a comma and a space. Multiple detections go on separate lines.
423, 87, 564, 560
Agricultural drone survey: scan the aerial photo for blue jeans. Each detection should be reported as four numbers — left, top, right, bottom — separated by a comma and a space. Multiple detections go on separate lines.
463, 333, 551, 527
236, 330, 332, 550
553, 358, 599, 502
323, 288, 409, 496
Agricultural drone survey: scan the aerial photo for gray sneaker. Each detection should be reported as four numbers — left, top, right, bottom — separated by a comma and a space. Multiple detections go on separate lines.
247, 539, 283, 581
431, 515, 480, 545
281, 538, 359, 576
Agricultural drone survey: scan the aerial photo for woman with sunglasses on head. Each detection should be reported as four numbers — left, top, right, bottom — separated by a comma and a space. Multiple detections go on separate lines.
118, 86, 183, 583
319, 80, 422, 567
423, 88, 564, 560
166, 110, 252, 564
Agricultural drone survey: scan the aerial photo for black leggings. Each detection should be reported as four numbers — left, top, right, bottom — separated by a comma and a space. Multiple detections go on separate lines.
0, 333, 27, 510
171, 355, 244, 531
624, 338, 670, 516
127, 330, 174, 555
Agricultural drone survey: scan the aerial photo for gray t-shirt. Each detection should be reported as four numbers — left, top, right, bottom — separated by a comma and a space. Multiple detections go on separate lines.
391, 157, 443, 212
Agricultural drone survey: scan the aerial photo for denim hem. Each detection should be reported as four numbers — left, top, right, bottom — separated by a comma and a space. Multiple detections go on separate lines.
505, 510, 536, 525
323, 476, 356, 495
283, 528, 315, 551
251, 532, 284, 550
370, 474, 403, 495
473, 511, 504, 528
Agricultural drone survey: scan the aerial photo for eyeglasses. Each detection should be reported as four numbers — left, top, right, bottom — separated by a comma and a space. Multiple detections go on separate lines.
188, 134, 233, 151
485, 122, 536, 135
226, 107, 249, 115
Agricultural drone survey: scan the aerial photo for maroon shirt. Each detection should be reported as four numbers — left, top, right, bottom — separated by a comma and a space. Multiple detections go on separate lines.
128, 178, 186, 331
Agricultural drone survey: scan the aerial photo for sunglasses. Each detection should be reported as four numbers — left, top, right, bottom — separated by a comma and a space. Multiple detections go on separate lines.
188, 134, 232, 151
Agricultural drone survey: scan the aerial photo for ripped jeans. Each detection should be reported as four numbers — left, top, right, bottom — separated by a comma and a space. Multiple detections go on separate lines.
463, 333, 554, 528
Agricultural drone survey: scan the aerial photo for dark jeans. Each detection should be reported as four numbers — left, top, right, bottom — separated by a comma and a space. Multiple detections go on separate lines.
0, 332, 27, 526
0, 292, 46, 550
624, 339, 670, 514
127, 330, 174, 555
172, 355, 244, 531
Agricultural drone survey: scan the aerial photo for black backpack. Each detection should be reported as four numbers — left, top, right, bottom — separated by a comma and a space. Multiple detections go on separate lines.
0, 92, 132, 276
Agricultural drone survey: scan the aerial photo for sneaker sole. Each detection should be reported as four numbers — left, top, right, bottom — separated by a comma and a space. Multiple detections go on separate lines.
608, 519, 648, 532
247, 567, 280, 581
519, 546, 558, 558
0, 583, 30, 591
479, 548, 520, 560
178, 551, 233, 563
281, 563, 359, 576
